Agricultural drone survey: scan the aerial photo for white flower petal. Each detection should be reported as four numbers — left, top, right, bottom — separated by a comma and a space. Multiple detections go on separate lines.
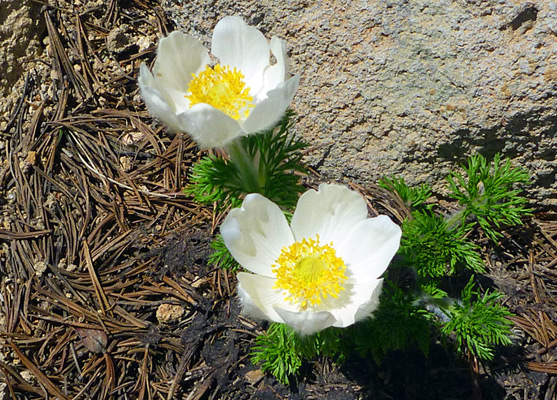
336, 215, 402, 282
140, 64, 189, 115
290, 183, 368, 245
212, 16, 269, 96
153, 31, 210, 95
152, 78, 191, 113
139, 19, 298, 149
223, 184, 401, 334
237, 272, 287, 323
138, 32, 210, 124
242, 75, 300, 134
221, 193, 294, 277
318, 279, 383, 328
274, 307, 337, 336
260, 36, 288, 99
354, 279, 384, 322
138, 69, 182, 132
138, 62, 156, 86
177, 104, 242, 148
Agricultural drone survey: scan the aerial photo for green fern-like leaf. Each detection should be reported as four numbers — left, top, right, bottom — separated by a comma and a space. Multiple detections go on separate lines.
441, 276, 513, 361
296, 327, 345, 361
185, 111, 307, 211
184, 155, 244, 210
401, 211, 485, 277
447, 153, 531, 242
251, 323, 302, 385
420, 281, 448, 300
352, 282, 431, 361
379, 176, 432, 211
251, 322, 346, 385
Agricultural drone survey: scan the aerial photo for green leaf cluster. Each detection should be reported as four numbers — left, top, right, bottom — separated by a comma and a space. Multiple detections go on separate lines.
251, 323, 344, 385
251, 323, 303, 385
185, 155, 244, 210
380, 176, 432, 211
377, 153, 529, 362
441, 276, 513, 360
447, 153, 531, 241
382, 153, 530, 280
185, 111, 307, 211
352, 283, 431, 362
401, 211, 484, 278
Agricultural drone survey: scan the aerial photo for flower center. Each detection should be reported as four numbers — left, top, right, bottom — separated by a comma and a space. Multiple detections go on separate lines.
272, 235, 347, 309
186, 63, 254, 120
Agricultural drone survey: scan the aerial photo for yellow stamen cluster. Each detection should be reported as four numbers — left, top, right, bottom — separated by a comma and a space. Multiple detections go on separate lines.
272, 235, 347, 309
186, 63, 254, 120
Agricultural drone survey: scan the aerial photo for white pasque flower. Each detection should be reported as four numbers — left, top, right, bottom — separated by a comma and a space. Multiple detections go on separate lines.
221, 184, 402, 335
138, 16, 300, 149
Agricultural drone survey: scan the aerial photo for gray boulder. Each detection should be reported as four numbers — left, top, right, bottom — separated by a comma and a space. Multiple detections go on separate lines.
163, 0, 556, 207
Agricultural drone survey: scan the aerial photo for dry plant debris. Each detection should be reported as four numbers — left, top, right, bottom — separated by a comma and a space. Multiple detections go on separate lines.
0, 1, 555, 399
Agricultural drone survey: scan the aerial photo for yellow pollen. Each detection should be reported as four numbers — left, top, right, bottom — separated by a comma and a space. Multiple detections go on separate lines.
272, 235, 347, 309
186, 63, 254, 120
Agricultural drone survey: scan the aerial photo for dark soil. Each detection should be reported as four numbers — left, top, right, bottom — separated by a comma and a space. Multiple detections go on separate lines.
0, 1, 555, 399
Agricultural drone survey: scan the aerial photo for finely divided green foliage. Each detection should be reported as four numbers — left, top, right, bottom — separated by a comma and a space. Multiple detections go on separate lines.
420, 281, 448, 300
380, 154, 527, 362
185, 111, 307, 211
185, 155, 244, 210
352, 283, 431, 362
296, 326, 344, 361
401, 210, 485, 277
236, 153, 529, 381
241, 110, 307, 209
252, 323, 344, 385
251, 323, 303, 385
379, 176, 432, 211
447, 153, 531, 242
441, 276, 513, 361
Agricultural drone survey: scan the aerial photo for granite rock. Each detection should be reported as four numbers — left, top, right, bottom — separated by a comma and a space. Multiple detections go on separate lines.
162, 0, 556, 206
0, 0, 44, 98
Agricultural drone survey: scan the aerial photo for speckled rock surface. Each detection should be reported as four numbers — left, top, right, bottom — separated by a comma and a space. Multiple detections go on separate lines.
162, 0, 556, 206
0, 0, 44, 98
0, 0, 45, 132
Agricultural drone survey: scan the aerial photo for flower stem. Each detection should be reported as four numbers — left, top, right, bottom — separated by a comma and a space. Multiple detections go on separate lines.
445, 207, 466, 231
417, 294, 460, 322
225, 138, 262, 194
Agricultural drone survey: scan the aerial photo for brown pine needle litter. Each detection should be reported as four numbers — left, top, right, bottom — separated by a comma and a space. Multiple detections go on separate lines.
0, 1, 556, 399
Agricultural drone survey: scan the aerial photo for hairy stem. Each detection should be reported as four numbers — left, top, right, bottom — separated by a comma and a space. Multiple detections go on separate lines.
445, 207, 466, 232
225, 138, 263, 194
